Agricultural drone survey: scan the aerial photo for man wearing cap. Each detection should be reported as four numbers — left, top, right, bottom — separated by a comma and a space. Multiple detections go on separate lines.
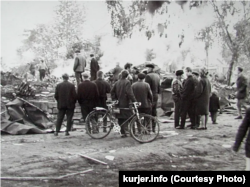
73, 50, 86, 86
111, 70, 137, 137
90, 54, 100, 81
171, 70, 184, 128
54, 73, 77, 136
177, 67, 196, 129
235, 67, 248, 119
132, 73, 153, 115
145, 63, 161, 130
77, 72, 99, 121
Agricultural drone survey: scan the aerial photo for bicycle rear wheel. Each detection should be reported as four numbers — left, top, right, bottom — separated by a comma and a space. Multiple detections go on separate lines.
130, 113, 160, 143
85, 110, 112, 139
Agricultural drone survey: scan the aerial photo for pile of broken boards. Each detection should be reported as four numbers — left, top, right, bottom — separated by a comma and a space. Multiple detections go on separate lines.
1, 97, 55, 135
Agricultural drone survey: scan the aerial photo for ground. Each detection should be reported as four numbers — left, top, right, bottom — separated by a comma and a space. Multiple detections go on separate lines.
1, 106, 248, 187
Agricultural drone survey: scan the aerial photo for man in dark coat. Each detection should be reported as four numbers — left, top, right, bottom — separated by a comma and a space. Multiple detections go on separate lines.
90, 54, 100, 81
145, 63, 160, 116
171, 70, 184, 128
132, 73, 153, 115
233, 107, 250, 170
73, 50, 86, 86
111, 70, 136, 137
111, 62, 123, 82
94, 71, 111, 109
195, 68, 211, 130
77, 72, 99, 121
177, 67, 195, 129
235, 67, 248, 119
54, 73, 77, 136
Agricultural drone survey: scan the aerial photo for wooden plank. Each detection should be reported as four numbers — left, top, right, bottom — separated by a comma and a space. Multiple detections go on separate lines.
1, 169, 93, 181
79, 154, 108, 165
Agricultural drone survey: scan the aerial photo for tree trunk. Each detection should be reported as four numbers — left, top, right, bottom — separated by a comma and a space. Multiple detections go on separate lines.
227, 49, 238, 85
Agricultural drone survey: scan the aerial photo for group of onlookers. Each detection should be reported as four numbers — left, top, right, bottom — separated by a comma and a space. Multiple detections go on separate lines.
54, 50, 161, 137
171, 66, 214, 130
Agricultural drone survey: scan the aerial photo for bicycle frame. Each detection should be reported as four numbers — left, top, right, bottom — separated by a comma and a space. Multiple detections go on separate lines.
93, 102, 141, 134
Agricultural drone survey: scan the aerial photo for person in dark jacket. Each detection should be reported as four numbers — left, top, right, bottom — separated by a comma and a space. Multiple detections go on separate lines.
177, 67, 195, 129
233, 107, 250, 170
94, 71, 111, 109
54, 73, 77, 136
73, 50, 86, 86
77, 72, 99, 121
195, 68, 211, 130
132, 73, 153, 115
209, 90, 220, 124
171, 70, 184, 128
90, 54, 100, 81
111, 62, 123, 82
191, 71, 200, 129
111, 70, 136, 137
235, 67, 248, 119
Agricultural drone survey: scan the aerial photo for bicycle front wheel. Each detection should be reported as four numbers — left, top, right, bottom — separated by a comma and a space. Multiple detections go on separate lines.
85, 110, 112, 139
130, 113, 160, 143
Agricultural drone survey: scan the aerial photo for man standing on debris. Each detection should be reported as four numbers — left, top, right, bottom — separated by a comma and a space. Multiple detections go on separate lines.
145, 63, 160, 125
25, 64, 39, 82
90, 54, 100, 81
111, 70, 136, 137
235, 67, 248, 119
171, 70, 184, 128
73, 50, 86, 86
54, 73, 77, 136
38, 59, 48, 81
176, 67, 195, 129
77, 72, 99, 122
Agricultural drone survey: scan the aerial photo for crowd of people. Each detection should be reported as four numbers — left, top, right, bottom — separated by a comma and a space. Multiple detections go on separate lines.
53, 49, 249, 170
54, 50, 161, 138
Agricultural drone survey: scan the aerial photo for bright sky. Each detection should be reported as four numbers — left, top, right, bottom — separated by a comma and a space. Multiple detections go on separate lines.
1, 0, 111, 68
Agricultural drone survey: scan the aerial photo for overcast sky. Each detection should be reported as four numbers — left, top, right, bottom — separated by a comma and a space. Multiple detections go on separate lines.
1, 0, 110, 68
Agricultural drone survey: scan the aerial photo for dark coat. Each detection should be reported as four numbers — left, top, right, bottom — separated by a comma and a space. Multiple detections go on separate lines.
132, 81, 153, 109
209, 93, 220, 112
233, 108, 250, 158
111, 78, 136, 119
77, 80, 99, 106
90, 58, 99, 81
145, 72, 160, 95
54, 80, 77, 110
180, 75, 195, 101
73, 55, 86, 73
195, 76, 211, 115
94, 78, 111, 107
112, 66, 123, 81
236, 74, 248, 99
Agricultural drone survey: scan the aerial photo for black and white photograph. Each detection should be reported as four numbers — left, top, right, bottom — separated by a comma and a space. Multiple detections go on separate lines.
1, 0, 250, 186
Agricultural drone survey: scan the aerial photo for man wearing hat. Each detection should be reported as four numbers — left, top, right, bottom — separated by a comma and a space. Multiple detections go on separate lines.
73, 50, 86, 86
90, 54, 100, 81
177, 67, 196, 129
54, 73, 77, 136
235, 66, 248, 119
132, 73, 153, 115
111, 70, 137, 137
77, 72, 99, 122
145, 63, 161, 131
171, 70, 184, 128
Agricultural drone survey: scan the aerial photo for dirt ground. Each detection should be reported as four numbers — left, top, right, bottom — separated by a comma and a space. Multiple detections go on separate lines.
1, 103, 249, 187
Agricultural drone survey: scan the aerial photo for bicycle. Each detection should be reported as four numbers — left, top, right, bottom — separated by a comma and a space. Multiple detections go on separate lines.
85, 101, 160, 143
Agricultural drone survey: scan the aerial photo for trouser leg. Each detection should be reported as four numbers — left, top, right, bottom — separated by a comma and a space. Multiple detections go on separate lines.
174, 101, 181, 128
118, 118, 126, 135
66, 109, 74, 132
56, 109, 66, 132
